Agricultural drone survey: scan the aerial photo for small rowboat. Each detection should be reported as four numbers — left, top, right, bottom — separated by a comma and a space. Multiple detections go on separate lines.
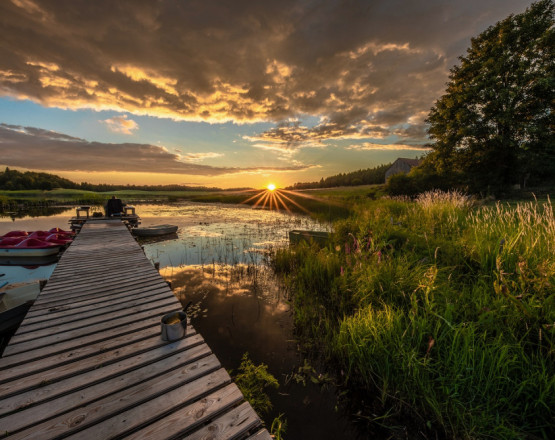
0, 281, 42, 333
132, 224, 178, 237
0, 238, 61, 257
289, 230, 330, 246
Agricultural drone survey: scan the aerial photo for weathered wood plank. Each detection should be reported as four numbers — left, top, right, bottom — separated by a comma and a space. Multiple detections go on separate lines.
247, 429, 274, 440
21, 284, 171, 325
2, 300, 179, 357
1, 350, 218, 436
29, 275, 168, 311
0, 315, 172, 368
184, 402, 263, 440
34, 270, 163, 302
7, 296, 178, 346
118, 384, 246, 440
20, 368, 232, 440
0, 334, 205, 415
0, 324, 195, 382
15, 291, 171, 335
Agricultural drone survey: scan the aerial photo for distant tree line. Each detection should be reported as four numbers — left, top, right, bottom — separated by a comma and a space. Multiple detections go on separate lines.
0, 167, 80, 190
288, 163, 391, 190
0, 168, 222, 192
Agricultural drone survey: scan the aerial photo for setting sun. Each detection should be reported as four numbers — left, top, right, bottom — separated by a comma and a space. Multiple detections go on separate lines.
267, 183, 276, 191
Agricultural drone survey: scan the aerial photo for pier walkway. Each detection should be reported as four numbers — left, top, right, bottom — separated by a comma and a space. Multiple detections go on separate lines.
0, 220, 270, 439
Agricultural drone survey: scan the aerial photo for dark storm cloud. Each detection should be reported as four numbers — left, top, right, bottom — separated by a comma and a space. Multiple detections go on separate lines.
0, 123, 310, 174
0, 0, 532, 150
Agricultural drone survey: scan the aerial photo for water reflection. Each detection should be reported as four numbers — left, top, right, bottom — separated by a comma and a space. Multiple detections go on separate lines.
0, 207, 75, 235
162, 264, 362, 440
140, 202, 327, 268
0, 206, 71, 220
0, 263, 56, 285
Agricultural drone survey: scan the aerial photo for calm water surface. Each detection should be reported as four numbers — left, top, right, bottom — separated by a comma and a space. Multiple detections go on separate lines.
1, 202, 364, 439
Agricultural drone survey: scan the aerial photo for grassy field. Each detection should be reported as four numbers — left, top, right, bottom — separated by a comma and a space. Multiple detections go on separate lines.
272, 191, 554, 439
0, 188, 219, 207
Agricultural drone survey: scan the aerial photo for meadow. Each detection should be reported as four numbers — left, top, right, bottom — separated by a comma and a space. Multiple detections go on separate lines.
272, 191, 554, 439
0, 186, 364, 219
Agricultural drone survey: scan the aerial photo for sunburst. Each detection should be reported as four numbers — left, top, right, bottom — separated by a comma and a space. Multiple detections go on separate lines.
240, 184, 337, 215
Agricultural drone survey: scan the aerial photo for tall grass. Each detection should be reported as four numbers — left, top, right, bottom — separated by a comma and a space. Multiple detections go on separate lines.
272, 191, 554, 438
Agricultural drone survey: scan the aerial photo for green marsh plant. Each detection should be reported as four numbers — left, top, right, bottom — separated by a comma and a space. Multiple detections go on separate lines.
273, 191, 555, 439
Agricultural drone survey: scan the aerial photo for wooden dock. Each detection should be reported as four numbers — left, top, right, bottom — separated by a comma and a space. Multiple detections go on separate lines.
0, 220, 271, 439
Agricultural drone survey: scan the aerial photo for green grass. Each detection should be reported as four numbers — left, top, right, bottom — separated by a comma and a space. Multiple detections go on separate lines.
272, 191, 554, 439
0, 188, 219, 207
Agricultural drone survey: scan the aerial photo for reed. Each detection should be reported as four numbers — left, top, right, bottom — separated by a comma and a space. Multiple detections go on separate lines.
273, 192, 555, 438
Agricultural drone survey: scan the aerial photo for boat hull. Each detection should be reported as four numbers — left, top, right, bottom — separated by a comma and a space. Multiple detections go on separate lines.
132, 224, 178, 237
0, 247, 60, 257
289, 230, 330, 246
0, 282, 41, 333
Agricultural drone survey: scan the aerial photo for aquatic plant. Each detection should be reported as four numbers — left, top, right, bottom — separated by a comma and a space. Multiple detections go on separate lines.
232, 352, 279, 415
270, 413, 287, 440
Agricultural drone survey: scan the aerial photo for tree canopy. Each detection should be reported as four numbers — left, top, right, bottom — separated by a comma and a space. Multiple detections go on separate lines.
426, 0, 554, 192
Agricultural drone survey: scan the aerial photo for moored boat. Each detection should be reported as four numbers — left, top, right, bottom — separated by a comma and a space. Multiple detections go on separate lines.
0, 238, 61, 257
289, 229, 330, 246
0, 229, 74, 257
132, 224, 179, 237
0, 281, 42, 334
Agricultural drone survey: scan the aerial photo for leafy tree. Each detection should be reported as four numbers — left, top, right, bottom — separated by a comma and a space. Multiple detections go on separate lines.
426, 0, 555, 192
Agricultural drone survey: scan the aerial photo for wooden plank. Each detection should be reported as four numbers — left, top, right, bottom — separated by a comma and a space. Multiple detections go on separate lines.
247, 429, 274, 440
0, 315, 173, 368
35, 269, 163, 300
44, 262, 153, 283
0, 324, 195, 382
30, 275, 168, 311
0, 334, 205, 415
21, 284, 171, 325
46, 256, 152, 277
184, 402, 263, 440
1, 350, 218, 436
7, 296, 178, 346
66, 380, 241, 440
34, 272, 163, 302
15, 290, 171, 335
2, 300, 179, 357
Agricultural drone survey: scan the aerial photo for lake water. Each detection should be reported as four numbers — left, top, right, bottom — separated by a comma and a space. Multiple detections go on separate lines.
0, 202, 364, 439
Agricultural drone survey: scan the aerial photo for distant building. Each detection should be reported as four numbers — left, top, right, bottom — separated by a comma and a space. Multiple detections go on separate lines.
385, 158, 422, 181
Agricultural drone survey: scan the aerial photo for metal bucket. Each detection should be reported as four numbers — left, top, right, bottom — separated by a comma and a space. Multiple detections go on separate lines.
161, 311, 187, 341
160, 302, 191, 341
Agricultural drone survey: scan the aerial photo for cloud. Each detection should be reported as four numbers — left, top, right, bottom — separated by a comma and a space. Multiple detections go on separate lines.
102, 115, 139, 134
0, 0, 531, 145
0, 123, 311, 175
346, 142, 431, 151
180, 152, 224, 162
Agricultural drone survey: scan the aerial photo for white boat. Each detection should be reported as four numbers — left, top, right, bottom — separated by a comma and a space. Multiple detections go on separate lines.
0, 246, 61, 257
0, 282, 42, 333
132, 224, 178, 237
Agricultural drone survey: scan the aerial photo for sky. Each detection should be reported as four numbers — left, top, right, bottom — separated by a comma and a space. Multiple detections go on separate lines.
0, 0, 533, 189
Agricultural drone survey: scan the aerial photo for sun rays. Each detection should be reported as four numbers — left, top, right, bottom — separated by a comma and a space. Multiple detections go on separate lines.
240, 184, 332, 214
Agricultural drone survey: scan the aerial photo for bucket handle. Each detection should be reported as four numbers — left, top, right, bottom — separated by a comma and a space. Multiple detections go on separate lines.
182, 301, 192, 329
